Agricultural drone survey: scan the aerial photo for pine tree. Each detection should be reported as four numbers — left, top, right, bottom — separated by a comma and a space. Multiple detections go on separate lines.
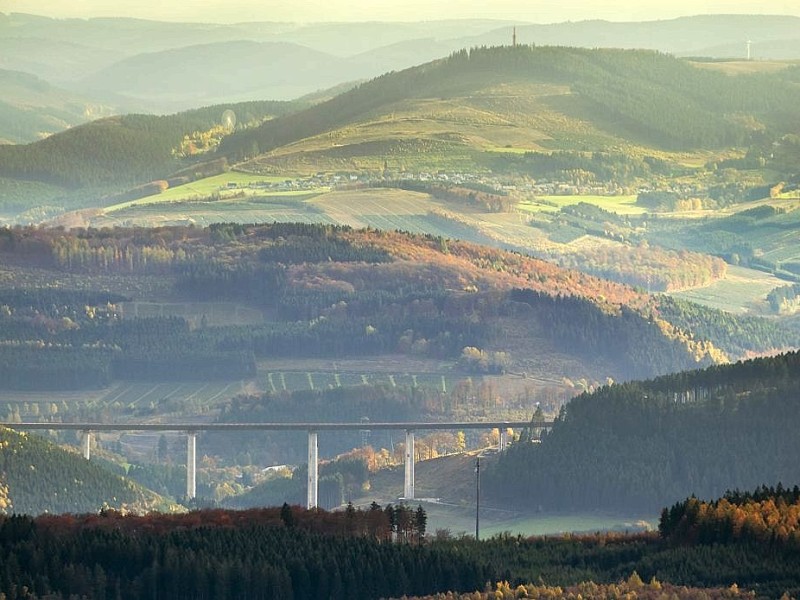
280, 502, 295, 529
415, 505, 428, 544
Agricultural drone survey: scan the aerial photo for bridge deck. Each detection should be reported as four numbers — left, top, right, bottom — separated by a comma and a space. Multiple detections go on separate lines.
4, 421, 553, 432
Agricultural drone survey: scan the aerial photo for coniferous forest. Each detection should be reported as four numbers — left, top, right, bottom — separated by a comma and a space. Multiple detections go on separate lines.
0, 101, 299, 190
4, 487, 800, 600
0, 427, 165, 515
485, 351, 800, 513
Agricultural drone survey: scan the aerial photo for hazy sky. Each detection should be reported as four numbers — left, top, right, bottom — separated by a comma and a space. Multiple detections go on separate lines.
1, 0, 798, 23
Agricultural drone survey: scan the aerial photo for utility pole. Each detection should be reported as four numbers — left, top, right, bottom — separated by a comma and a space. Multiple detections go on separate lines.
475, 456, 481, 540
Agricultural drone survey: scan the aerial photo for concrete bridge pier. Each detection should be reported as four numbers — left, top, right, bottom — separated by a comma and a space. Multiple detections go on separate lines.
404, 429, 415, 500
81, 430, 92, 460
186, 432, 197, 500
499, 429, 509, 452
307, 430, 319, 509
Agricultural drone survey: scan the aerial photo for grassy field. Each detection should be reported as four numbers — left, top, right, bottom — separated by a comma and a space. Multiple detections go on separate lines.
518, 194, 644, 216
312, 188, 493, 243
94, 186, 476, 234
92, 196, 337, 228
92, 187, 490, 234
668, 265, 788, 314
0, 368, 478, 420
70, 176, 798, 317
257, 354, 466, 395
104, 171, 321, 212
689, 59, 799, 76
312, 189, 441, 229
360, 451, 654, 536
420, 503, 656, 538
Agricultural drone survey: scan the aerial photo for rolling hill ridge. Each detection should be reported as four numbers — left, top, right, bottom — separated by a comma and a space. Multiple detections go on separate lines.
220, 45, 800, 172
81, 41, 357, 107
0, 69, 120, 144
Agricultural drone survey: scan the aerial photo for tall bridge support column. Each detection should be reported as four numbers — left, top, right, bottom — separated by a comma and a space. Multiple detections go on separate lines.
307, 431, 318, 509
186, 432, 197, 500
499, 429, 509, 452
404, 429, 415, 500
81, 430, 92, 460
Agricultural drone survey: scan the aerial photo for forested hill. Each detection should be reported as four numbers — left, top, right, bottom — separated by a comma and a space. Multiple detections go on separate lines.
0, 426, 168, 515
0, 99, 301, 189
219, 45, 800, 160
1, 222, 795, 392
486, 351, 800, 514
0, 222, 735, 391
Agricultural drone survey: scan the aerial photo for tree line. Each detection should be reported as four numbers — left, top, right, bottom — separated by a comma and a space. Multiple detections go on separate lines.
660, 484, 800, 548
767, 284, 800, 314
508, 289, 716, 379
491, 151, 678, 185
4, 490, 800, 599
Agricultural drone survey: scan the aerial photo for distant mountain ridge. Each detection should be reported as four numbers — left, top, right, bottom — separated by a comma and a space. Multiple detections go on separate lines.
476, 15, 800, 58
1, 13, 799, 114
81, 41, 356, 106
0, 69, 116, 144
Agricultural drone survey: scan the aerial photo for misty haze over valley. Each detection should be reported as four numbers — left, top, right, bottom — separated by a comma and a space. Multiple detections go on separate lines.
1, 3, 800, 599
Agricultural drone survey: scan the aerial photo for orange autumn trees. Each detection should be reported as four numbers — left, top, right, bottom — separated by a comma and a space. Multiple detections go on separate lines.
660, 485, 800, 548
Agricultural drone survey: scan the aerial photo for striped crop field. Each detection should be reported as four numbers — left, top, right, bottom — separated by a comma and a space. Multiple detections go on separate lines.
259, 371, 457, 394
0, 380, 247, 422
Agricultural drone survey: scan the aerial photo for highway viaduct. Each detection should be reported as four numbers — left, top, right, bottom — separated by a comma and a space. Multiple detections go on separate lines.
7, 420, 553, 508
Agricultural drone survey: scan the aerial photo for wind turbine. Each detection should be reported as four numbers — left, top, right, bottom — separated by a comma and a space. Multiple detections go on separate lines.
746, 39, 752, 61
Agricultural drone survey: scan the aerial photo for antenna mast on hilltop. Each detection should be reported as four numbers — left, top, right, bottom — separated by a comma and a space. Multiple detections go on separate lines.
512, 26, 517, 47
